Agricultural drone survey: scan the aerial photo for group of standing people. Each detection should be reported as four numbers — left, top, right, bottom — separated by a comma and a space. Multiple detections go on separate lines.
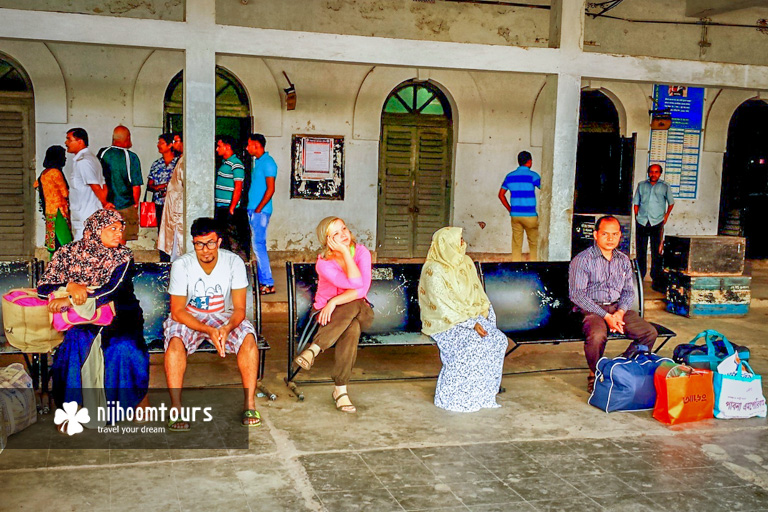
34, 126, 184, 260
34, 128, 278, 297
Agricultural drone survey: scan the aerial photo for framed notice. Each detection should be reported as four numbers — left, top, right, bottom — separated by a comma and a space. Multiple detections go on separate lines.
648, 85, 704, 200
291, 134, 344, 200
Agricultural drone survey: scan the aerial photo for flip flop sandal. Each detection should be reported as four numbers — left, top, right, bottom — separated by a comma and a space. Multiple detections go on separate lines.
167, 418, 190, 432
259, 285, 276, 295
333, 392, 357, 414
294, 348, 317, 370
242, 409, 261, 427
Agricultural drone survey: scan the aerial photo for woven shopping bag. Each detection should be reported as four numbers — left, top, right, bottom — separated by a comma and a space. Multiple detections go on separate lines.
2, 289, 63, 353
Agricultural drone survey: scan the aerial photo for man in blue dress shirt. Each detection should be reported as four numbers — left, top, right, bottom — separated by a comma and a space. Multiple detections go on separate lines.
633, 164, 675, 291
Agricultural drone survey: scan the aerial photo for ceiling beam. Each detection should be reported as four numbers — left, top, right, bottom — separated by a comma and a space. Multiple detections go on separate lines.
1, 7, 768, 91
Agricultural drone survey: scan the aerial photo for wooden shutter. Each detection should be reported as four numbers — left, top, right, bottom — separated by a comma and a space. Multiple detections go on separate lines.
0, 108, 29, 260
378, 124, 451, 258
413, 127, 450, 256
378, 124, 417, 258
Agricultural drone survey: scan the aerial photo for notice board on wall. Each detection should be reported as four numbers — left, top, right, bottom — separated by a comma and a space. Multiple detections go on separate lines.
648, 85, 705, 200
290, 134, 344, 200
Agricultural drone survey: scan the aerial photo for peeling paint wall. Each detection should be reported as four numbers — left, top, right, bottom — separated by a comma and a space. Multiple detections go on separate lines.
216, 0, 551, 47
585, 1, 768, 66
0, 0, 184, 20
15, 42, 741, 256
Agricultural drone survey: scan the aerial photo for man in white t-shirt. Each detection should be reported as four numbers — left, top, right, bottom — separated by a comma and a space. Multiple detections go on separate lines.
65, 127, 112, 240
163, 217, 260, 429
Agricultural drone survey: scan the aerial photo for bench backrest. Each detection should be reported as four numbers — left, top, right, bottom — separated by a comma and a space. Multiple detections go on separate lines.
133, 261, 259, 348
479, 260, 643, 337
288, 262, 426, 337
0, 259, 42, 345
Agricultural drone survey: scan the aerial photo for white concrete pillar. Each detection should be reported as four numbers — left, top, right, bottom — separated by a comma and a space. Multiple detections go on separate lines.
182, 0, 216, 250
539, 73, 582, 261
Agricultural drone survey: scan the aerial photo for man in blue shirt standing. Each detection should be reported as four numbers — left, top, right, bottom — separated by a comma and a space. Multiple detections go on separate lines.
633, 164, 675, 291
246, 133, 277, 295
498, 151, 541, 261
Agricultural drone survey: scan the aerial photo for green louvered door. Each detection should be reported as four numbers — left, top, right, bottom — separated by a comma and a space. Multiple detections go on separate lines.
377, 122, 452, 258
0, 103, 33, 260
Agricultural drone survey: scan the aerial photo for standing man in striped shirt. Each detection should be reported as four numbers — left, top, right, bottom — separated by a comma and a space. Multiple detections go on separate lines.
569, 216, 658, 393
498, 151, 540, 261
214, 135, 246, 254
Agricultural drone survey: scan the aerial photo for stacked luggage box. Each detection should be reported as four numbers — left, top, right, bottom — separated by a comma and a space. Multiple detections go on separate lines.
664, 235, 751, 318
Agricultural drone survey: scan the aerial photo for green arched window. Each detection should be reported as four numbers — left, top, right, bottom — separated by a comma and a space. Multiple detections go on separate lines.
163, 67, 251, 139
383, 81, 451, 117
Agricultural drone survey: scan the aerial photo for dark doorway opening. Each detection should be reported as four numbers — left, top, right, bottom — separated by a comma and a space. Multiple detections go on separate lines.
720, 99, 768, 258
572, 90, 635, 256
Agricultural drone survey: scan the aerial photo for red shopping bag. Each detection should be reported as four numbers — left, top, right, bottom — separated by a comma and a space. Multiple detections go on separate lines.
139, 190, 157, 227
653, 363, 714, 425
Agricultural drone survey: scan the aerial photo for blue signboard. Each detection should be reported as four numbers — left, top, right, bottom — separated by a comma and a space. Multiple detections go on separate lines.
649, 85, 705, 200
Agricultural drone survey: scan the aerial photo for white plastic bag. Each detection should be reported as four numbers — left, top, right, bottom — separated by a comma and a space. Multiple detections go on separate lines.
0, 363, 37, 438
714, 360, 767, 420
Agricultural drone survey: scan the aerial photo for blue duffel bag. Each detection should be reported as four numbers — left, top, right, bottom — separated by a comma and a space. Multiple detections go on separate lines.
588, 347, 674, 412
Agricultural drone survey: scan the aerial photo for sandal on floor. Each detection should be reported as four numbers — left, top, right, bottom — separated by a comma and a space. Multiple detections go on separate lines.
294, 348, 317, 370
242, 409, 262, 427
332, 392, 357, 414
259, 285, 275, 295
167, 418, 190, 432
587, 375, 596, 394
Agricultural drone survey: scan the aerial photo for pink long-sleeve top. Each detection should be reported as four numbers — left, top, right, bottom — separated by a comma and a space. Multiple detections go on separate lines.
313, 244, 372, 310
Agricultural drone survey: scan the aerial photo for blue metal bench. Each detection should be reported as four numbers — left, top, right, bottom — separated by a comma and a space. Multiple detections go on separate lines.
285, 259, 676, 391
2, 260, 272, 399
478, 260, 676, 357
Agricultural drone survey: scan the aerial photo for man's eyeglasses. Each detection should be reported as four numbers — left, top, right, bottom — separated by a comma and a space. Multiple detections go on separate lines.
193, 240, 218, 250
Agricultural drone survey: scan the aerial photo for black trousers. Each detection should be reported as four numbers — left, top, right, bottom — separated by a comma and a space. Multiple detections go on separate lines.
635, 221, 664, 284
214, 207, 251, 261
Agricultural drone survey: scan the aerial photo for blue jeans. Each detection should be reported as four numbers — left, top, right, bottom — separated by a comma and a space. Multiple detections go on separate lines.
247, 210, 274, 286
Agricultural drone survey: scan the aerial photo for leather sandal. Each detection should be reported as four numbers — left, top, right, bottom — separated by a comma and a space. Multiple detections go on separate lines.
294, 348, 317, 370
333, 392, 356, 414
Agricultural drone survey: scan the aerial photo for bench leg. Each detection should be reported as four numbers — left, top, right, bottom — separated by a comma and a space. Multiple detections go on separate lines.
653, 335, 675, 355
504, 341, 521, 358
284, 378, 305, 401
258, 383, 277, 401
257, 348, 267, 382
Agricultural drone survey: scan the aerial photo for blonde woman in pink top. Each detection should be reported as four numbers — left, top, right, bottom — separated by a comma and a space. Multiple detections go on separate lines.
294, 217, 373, 413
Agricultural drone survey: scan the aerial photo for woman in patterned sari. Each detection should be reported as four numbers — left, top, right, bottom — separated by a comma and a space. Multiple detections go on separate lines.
34, 145, 72, 257
418, 227, 508, 412
37, 209, 149, 430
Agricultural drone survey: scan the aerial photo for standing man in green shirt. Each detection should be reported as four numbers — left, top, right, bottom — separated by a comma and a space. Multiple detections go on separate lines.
214, 135, 246, 256
98, 125, 143, 243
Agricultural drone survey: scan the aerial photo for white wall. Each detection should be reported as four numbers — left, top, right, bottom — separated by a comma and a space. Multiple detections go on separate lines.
2, 38, 760, 257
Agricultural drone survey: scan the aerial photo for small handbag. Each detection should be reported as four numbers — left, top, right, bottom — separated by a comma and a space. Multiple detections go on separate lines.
1, 289, 63, 353
51, 302, 116, 331
139, 189, 157, 228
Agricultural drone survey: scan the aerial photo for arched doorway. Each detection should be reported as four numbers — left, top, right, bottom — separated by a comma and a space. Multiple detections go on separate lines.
163, 67, 252, 259
163, 66, 252, 144
377, 80, 453, 258
720, 99, 768, 258
571, 90, 635, 256
0, 55, 34, 260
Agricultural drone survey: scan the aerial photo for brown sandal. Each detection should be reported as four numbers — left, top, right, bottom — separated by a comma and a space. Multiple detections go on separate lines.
294, 347, 317, 370
333, 392, 357, 414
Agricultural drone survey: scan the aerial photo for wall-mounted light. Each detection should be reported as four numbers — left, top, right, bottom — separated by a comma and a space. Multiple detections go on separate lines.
283, 71, 296, 111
